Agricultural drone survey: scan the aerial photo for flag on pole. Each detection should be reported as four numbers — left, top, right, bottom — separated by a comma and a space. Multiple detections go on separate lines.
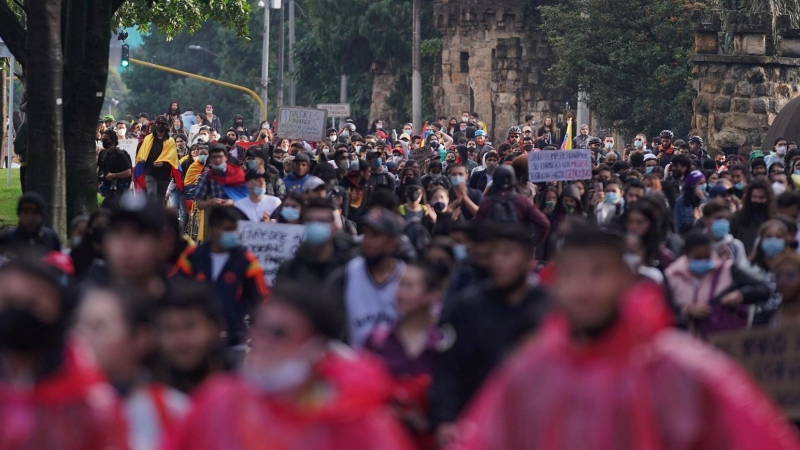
560, 118, 572, 150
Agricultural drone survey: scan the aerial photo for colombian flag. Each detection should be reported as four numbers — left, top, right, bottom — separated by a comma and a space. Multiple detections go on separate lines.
133, 134, 184, 190
560, 118, 573, 150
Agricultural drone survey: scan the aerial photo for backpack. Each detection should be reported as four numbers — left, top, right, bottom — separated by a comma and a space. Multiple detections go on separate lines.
488, 193, 519, 223
403, 216, 432, 256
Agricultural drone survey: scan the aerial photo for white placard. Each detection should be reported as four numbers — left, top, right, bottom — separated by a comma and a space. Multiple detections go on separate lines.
119, 138, 139, 166
528, 149, 592, 183
316, 103, 351, 118
238, 221, 305, 285
275, 106, 327, 142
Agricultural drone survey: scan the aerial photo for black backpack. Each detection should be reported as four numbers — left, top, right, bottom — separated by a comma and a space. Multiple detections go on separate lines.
488, 193, 520, 223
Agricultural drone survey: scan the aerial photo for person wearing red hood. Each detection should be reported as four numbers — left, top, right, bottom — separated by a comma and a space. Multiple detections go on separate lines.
0, 259, 127, 450
164, 282, 414, 450
451, 220, 800, 450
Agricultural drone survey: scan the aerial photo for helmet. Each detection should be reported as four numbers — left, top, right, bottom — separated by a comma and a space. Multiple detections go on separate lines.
660, 130, 674, 139
587, 136, 603, 146
688, 135, 703, 146
508, 126, 521, 135
493, 165, 516, 190
475, 130, 486, 137
345, 123, 356, 132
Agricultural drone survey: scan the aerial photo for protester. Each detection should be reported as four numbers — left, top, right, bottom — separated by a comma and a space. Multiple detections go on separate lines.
0, 192, 61, 258
135, 114, 183, 203
234, 170, 281, 222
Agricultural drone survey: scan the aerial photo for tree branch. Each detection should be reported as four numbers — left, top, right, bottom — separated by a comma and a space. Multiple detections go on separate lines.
112, 0, 127, 14
0, 0, 28, 67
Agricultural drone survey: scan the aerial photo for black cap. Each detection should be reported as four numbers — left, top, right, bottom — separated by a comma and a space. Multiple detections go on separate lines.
405, 178, 423, 189
294, 153, 310, 163
109, 192, 165, 234
136, 112, 149, 119
362, 207, 404, 238
375, 139, 387, 147
247, 147, 270, 162
154, 114, 169, 124
327, 127, 337, 134
245, 170, 266, 182
17, 192, 46, 216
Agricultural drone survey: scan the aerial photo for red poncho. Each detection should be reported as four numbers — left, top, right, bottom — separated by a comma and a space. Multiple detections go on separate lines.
164, 350, 414, 450
451, 282, 800, 450
0, 340, 128, 450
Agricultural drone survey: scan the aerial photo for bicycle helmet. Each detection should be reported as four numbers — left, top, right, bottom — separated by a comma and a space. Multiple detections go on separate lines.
688, 135, 703, 146
660, 130, 674, 139
508, 126, 521, 135
587, 136, 603, 146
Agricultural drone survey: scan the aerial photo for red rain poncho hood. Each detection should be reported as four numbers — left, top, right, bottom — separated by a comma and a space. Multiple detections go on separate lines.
451, 282, 800, 450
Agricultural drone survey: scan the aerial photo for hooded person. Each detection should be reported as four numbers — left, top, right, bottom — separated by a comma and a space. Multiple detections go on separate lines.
0, 192, 62, 258
449, 221, 800, 450
163, 282, 414, 450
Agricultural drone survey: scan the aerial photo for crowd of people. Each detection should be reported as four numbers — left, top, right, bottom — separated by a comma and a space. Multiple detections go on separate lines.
3, 102, 800, 449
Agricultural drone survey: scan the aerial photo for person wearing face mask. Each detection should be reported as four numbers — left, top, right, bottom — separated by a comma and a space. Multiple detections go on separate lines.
447, 164, 482, 221
673, 170, 706, 236
165, 282, 414, 450
325, 207, 407, 348
594, 178, 625, 227
398, 178, 436, 236
234, 171, 281, 222
274, 191, 305, 224
730, 177, 775, 254
96, 129, 133, 208
195, 144, 249, 214
365, 150, 397, 194
275, 198, 358, 286
326, 127, 339, 146
666, 231, 769, 339
765, 136, 788, 170
700, 198, 748, 267
177, 206, 269, 349
421, 160, 452, 193
0, 260, 129, 449
134, 115, 183, 204
246, 147, 287, 200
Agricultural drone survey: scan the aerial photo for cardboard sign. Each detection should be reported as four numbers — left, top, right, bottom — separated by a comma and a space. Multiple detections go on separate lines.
119, 138, 139, 166
527, 149, 592, 183
238, 221, 305, 285
316, 103, 351, 118
410, 147, 431, 166
710, 326, 800, 419
275, 106, 327, 142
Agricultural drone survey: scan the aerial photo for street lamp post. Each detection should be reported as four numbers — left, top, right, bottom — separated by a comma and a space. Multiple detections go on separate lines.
259, 0, 271, 122
188, 45, 219, 58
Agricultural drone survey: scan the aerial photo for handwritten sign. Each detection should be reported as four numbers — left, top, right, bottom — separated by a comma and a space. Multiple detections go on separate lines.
119, 138, 139, 166
710, 326, 800, 419
275, 106, 327, 142
528, 149, 592, 183
316, 103, 351, 118
410, 148, 431, 166
238, 221, 305, 285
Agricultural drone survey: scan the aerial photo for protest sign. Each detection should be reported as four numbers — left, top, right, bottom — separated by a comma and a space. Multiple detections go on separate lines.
316, 103, 351, 118
710, 326, 800, 419
527, 149, 592, 183
119, 138, 138, 166
238, 221, 305, 285
275, 106, 327, 142
410, 148, 431, 165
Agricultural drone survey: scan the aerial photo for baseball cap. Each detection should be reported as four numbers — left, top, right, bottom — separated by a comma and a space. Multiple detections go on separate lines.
399, 133, 411, 141
136, 112, 149, 120
294, 153, 311, 163
102, 115, 114, 122
643, 153, 657, 161
522, 126, 533, 132
362, 207, 404, 238
154, 114, 169, 124
303, 176, 326, 192
109, 192, 165, 234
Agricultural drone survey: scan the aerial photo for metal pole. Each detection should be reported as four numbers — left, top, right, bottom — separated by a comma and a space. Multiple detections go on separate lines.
412, 0, 422, 135
288, 0, 296, 106
261, 5, 270, 120
339, 74, 347, 130
277, 5, 285, 107
6, 55, 13, 186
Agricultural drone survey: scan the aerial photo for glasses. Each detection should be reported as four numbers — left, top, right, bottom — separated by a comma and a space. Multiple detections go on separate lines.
509, 134, 520, 139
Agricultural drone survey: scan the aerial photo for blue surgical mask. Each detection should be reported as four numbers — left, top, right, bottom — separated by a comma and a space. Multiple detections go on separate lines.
252, 187, 265, 197
761, 237, 786, 258
605, 192, 619, 204
450, 175, 465, 187
453, 244, 468, 261
219, 231, 240, 250
372, 158, 383, 168
545, 200, 556, 209
246, 160, 258, 170
735, 181, 745, 190
688, 258, 714, 276
197, 154, 208, 164
710, 219, 730, 239
211, 162, 227, 172
644, 167, 653, 174
795, 170, 800, 176
634, 140, 643, 148
280, 206, 300, 222
305, 221, 332, 246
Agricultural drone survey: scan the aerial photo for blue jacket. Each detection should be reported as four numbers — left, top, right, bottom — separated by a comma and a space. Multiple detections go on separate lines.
181, 111, 196, 131
283, 172, 310, 194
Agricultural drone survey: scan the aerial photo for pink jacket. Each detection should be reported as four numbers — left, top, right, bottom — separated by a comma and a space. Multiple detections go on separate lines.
665, 255, 734, 311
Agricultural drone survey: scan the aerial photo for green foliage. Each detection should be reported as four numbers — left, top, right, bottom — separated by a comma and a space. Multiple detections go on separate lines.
540, 0, 696, 138
114, 0, 251, 39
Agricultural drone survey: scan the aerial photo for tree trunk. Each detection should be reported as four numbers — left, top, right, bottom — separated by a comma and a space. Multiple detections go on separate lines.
62, 0, 112, 220
26, 0, 66, 237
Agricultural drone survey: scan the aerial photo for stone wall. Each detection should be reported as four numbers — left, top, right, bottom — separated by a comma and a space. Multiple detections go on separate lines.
691, 13, 800, 153
369, 61, 398, 128
433, 0, 571, 142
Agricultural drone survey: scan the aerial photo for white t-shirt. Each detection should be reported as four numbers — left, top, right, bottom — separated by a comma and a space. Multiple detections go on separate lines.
210, 252, 230, 281
234, 195, 281, 222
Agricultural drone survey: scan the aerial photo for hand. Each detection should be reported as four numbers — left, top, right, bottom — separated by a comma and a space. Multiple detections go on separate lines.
436, 423, 458, 449
222, 199, 234, 206
154, 161, 164, 167
105, 173, 114, 181
685, 303, 712, 320
261, 212, 271, 222
214, 198, 227, 206
721, 290, 744, 307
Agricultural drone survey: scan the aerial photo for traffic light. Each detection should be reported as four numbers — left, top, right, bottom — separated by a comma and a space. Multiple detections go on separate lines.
121, 44, 129, 67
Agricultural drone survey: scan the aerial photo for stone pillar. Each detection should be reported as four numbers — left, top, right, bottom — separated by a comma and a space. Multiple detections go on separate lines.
368, 60, 397, 128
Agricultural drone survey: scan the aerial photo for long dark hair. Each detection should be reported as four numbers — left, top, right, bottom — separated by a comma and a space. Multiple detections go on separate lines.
166, 101, 181, 115
739, 177, 775, 225
621, 199, 663, 266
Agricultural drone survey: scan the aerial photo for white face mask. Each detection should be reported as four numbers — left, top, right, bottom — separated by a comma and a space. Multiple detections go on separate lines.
117, 128, 126, 136
773, 181, 787, 195
197, 135, 208, 143
242, 339, 322, 394
623, 252, 642, 269
778, 145, 787, 155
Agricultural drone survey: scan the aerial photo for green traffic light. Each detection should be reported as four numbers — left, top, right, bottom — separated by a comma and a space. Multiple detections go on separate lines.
121, 60, 129, 67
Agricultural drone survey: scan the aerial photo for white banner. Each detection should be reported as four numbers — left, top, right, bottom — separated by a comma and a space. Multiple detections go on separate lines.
237, 221, 305, 285
275, 106, 328, 142
528, 149, 592, 183
119, 138, 139, 165
316, 103, 351, 118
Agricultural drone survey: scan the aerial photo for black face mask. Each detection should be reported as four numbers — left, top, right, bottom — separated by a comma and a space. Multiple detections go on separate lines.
102, 140, 113, 149
0, 307, 60, 352
408, 190, 422, 202
156, 124, 168, 133
364, 253, 388, 270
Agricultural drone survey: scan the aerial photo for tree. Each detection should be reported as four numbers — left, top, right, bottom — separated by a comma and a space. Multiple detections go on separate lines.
539, 0, 696, 138
0, 0, 249, 232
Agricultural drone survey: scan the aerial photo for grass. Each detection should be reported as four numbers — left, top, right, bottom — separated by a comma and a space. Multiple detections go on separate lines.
0, 169, 21, 229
